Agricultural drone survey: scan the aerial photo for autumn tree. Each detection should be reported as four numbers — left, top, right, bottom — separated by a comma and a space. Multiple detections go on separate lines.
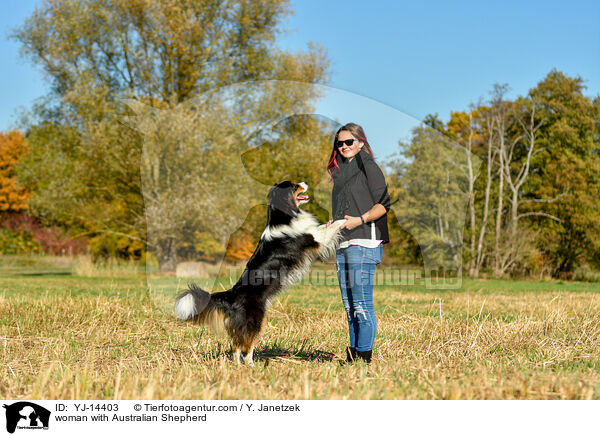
447, 106, 491, 277
388, 126, 477, 281
395, 70, 599, 279
13, 0, 329, 270
0, 131, 29, 217
527, 70, 600, 277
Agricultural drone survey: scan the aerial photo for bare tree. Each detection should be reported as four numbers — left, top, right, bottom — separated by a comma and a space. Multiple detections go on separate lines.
492, 96, 562, 276
473, 108, 497, 277
510, 99, 563, 231
490, 84, 511, 275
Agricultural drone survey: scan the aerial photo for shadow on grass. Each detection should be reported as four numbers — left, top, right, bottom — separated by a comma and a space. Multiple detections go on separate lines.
187, 332, 338, 364
190, 343, 337, 364
254, 346, 336, 364
7, 271, 73, 276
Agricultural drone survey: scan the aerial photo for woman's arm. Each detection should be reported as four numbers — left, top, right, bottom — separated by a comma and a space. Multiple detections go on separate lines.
341, 160, 390, 230
341, 203, 387, 230
365, 160, 391, 212
363, 203, 387, 222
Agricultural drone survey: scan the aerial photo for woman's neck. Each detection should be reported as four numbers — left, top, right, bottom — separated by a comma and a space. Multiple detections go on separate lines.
346, 149, 362, 162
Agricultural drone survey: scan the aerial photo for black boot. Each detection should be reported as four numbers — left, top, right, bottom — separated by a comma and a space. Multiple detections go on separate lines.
345, 346, 357, 363
356, 349, 372, 363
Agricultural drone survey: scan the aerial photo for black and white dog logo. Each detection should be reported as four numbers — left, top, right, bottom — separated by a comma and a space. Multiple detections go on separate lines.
2, 402, 50, 434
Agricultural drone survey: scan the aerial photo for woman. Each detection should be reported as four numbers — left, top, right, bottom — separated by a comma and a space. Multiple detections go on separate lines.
327, 122, 391, 363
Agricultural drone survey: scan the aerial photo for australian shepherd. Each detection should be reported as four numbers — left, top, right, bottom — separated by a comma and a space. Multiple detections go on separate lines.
175, 181, 346, 365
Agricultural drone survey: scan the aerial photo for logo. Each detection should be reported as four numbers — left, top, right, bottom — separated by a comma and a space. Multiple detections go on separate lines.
2, 402, 50, 434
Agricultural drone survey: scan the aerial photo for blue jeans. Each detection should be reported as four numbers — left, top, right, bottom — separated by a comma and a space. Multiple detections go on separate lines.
335, 244, 382, 352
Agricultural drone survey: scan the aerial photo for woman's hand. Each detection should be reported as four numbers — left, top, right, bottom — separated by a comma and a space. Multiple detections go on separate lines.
341, 215, 363, 230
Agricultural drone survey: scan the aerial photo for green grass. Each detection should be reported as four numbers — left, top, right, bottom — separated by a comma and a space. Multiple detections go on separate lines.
1, 264, 600, 399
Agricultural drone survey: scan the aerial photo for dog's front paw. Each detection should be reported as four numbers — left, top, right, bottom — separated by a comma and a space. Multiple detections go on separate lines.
332, 219, 347, 229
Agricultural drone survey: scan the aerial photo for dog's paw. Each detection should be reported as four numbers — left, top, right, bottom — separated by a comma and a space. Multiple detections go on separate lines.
332, 219, 347, 229
318, 219, 334, 229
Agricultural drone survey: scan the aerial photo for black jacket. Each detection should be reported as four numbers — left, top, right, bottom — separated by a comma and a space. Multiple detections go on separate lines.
332, 150, 391, 244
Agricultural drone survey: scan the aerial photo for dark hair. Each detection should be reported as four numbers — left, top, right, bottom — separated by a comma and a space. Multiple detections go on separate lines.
327, 122, 375, 176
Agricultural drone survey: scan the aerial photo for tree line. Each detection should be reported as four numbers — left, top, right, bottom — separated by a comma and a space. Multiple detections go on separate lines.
1, 1, 598, 279
386, 70, 600, 279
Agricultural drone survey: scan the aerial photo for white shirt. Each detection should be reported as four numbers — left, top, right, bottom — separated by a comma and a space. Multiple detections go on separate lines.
339, 222, 382, 248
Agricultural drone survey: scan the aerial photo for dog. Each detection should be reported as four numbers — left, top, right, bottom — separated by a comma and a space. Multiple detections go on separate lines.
175, 181, 346, 365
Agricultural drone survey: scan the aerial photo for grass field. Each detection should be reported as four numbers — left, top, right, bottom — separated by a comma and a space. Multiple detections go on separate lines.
1, 259, 600, 400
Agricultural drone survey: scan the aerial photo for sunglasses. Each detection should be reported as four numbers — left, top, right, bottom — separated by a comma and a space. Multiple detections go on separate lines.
335, 138, 359, 148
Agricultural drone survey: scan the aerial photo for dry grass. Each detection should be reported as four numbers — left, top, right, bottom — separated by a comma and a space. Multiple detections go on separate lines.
1, 271, 600, 399
72, 255, 145, 278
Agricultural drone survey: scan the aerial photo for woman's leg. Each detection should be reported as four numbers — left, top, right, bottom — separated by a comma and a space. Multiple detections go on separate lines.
345, 245, 382, 352
336, 248, 358, 348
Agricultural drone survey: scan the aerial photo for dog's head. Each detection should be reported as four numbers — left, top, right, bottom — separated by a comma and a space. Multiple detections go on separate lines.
267, 181, 309, 224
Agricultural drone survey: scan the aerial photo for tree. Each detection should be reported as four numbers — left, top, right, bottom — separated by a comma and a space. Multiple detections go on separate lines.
423, 113, 447, 134
419, 71, 599, 279
447, 106, 490, 277
389, 125, 478, 282
527, 70, 600, 277
13, 0, 330, 270
0, 131, 29, 216
13, 0, 311, 103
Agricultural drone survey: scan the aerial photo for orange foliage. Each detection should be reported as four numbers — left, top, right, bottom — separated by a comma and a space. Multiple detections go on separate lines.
224, 205, 265, 262
0, 131, 29, 214
225, 229, 256, 262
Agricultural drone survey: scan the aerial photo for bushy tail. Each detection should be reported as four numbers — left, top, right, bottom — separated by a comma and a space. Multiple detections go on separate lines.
175, 283, 226, 332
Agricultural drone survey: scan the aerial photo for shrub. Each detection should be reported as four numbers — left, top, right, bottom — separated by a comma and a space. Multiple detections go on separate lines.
1, 213, 88, 255
88, 233, 143, 260
0, 227, 41, 254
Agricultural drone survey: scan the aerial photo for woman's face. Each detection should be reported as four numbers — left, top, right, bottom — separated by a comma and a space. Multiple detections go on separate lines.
336, 130, 364, 161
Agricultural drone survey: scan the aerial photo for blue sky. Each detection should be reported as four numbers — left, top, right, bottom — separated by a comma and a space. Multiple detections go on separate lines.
2, 0, 599, 160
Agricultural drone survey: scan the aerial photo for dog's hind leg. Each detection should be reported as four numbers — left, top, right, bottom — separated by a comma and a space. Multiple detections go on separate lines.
233, 347, 242, 365
244, 347, 255, 367
242, 316, 265, 366
241, 336, 258, 367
